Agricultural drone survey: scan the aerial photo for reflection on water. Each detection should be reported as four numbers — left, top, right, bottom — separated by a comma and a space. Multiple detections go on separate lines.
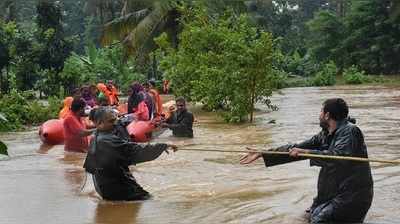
94, 202, 141, 224
1, 85, 400, 223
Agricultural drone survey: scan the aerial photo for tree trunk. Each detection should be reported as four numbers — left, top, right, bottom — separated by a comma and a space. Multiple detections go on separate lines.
99, 2, 104, 24
109, 2, 115, 20
335, 0, 348, 17
250, 76, 256, 123
121, 0, 128, 16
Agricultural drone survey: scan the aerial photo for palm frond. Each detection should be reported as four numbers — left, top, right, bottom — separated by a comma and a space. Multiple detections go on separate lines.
0, 140, 8, 156
101, 8, 150, 46
123, 1, 177, 57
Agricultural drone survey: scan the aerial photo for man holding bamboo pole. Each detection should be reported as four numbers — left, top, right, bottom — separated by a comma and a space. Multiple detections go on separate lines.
240, 98, 373, 224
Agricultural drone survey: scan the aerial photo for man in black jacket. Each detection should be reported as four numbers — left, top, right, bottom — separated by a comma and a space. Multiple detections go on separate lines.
84, 107, 177, 201
240, 98, 373, 224
162, 97, 194, 138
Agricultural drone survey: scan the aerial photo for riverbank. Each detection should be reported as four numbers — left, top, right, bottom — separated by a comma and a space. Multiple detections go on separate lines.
284, 74, 400, 88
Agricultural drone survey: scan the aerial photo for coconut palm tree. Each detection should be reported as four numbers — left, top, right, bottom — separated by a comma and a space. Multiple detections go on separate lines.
101, 0, 179, 65
101, 0, 251, 65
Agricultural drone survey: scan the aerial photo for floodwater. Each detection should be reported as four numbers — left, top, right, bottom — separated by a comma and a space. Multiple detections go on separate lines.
1, 85, 400, 224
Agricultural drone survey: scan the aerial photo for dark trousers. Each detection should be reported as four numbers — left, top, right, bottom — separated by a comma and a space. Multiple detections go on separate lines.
93, 175, 151, 201
309, 197, 372, 224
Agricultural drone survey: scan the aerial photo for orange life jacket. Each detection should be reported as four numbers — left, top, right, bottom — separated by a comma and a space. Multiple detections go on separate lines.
149, 89, 163, 116
59, 97, 73, 119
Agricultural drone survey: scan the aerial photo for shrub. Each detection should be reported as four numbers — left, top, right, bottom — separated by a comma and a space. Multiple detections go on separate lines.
60, 44, 145, 94
311, 61, 337, 86
343, 65, 368, 84
284, 51, 321, 77
0, 90, 62, 131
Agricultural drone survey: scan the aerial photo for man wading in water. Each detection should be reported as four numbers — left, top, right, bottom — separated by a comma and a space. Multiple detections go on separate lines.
84, 107, 178, 201
240, 98, 373, 223
161, 97, 194, 138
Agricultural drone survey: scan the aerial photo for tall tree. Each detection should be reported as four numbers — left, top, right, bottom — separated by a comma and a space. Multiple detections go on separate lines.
101, 0, 249, 66
36, 0, 73, 95
307, 10, 344, 67
157, 6, 280, 122
101, 0, 179, 66
341, 0, 400, 74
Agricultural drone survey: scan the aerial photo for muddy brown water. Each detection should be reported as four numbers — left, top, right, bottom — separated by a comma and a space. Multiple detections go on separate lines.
1, 85, 399, 224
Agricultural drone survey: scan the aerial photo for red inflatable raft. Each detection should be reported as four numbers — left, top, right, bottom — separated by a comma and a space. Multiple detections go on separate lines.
39, 100, 175, 145
39, 119, 65, 145
39, 118, 160, 144
126, 120, 160, 142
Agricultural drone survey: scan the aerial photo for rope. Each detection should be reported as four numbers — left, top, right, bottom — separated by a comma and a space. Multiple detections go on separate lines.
178, 148, 400, 165
79, 172, 88, 193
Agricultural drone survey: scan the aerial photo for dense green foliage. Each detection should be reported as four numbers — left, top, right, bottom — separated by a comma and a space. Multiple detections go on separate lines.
342, 65, 368, 84
308, 0, 400, 74
61, 43, 145, 92
157, 7, 283, 122
311, 61, 337, 86
0, 90, 61, 131
0, 1, 73, 96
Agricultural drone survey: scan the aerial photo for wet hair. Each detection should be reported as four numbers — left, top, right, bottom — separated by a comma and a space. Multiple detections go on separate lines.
176, 96, 186, 104
143, 82, 150, 88
71, 98, 86, 112
72, 88, 81, 97
130, 82, 143, 94
149, 80, 156, 87
91, 107, 112, 123
322, 98, 349, 121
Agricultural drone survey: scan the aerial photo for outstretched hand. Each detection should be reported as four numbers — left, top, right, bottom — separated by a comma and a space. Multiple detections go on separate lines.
165, 144, 178, 154
239, 147, 262, 164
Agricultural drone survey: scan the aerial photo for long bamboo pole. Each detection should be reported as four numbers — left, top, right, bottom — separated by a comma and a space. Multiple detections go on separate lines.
181, 142, 271, 147
178, 148, 400, 165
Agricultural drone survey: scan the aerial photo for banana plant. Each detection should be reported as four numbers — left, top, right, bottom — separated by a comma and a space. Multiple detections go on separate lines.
0, 113, 8, 156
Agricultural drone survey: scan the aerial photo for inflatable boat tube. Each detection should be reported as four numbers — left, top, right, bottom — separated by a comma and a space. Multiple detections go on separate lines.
126, 120, 156, 142
39, 119, 64, 145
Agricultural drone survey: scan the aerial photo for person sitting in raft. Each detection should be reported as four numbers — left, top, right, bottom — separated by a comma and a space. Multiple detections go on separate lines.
144, 80, 163, 118
83, 107, 177, 201
161, 97, 194, 138
142, 82, 156, 119
163, 79, 170, 94
89, 84, 99, 103
240, 98, 373, 224
149, 80, 163, 115
106, 80, 119, 106
59, 96, 73, 119
72, 87, 82, 98
97, 92, 109, 107
63, 98, 96, 153
81, 85, 96, 108
127, 83, 149, 121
